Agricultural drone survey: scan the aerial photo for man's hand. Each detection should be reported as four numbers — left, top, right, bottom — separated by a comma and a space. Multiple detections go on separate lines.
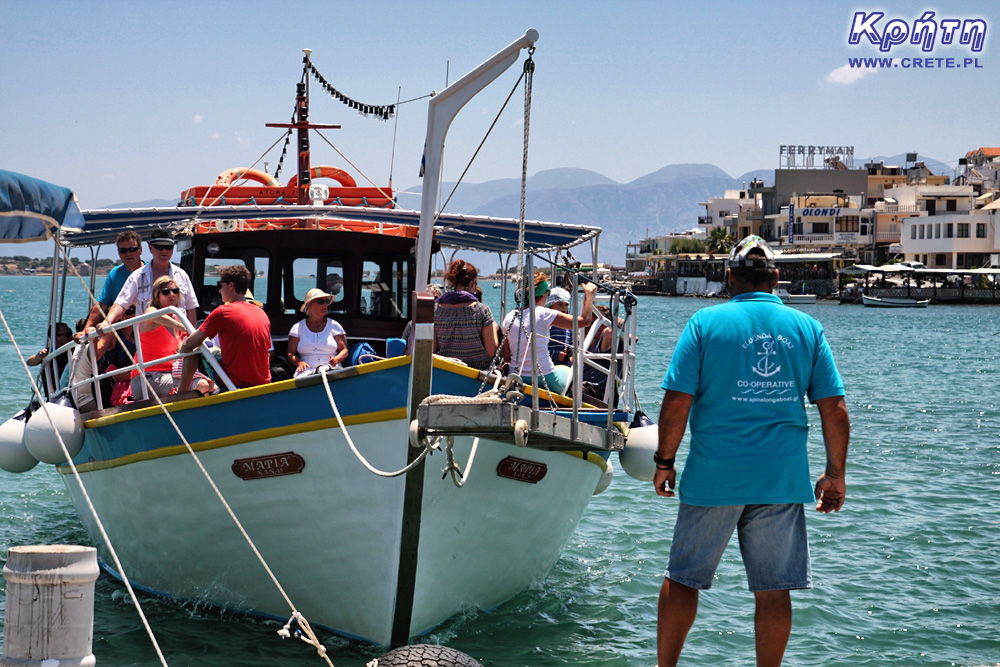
653, 466, 676, 498
814, 473, 845, 513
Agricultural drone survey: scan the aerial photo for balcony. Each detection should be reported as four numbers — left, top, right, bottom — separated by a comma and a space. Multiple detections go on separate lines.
876, 231, 901, 243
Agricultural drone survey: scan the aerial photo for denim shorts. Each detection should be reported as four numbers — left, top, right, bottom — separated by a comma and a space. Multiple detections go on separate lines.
665, 503, 812, 592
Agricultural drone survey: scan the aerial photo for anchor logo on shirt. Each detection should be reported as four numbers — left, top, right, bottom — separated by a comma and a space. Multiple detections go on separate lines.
753, 340, 781, 377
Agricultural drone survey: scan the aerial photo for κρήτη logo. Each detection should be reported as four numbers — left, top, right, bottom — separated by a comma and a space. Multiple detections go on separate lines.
848, 11, 987, 53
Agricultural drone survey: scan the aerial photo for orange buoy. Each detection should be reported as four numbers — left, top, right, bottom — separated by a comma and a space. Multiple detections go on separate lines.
215, 168, 281, 187
286, 165, 357, 189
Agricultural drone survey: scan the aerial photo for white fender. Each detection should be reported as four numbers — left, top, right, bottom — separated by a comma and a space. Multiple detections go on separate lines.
23, 402, 84, 465
594, 458, 614, 495
618, 413, 659, 482
0, 416, 39, 473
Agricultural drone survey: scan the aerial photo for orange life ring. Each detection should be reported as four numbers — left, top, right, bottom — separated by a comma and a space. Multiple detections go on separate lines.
286, 165, 357, 189
215, 168, 281, 187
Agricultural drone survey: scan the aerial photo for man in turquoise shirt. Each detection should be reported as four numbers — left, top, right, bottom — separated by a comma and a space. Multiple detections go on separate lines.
653, 235, 850, 667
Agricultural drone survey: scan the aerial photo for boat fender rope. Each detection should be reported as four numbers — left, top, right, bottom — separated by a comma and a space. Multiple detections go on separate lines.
441, 434, 481, 488
277, 611, 332, 664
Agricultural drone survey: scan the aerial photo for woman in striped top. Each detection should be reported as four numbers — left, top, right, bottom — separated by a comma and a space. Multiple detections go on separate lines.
434, 260, 498, 371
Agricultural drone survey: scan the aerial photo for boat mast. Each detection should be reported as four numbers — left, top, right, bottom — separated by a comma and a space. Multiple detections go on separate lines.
414, 28, 539, 285
265, 49, 342, 213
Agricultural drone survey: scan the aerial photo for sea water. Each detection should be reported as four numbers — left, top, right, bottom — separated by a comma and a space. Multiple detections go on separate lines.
1, 275, 999, 666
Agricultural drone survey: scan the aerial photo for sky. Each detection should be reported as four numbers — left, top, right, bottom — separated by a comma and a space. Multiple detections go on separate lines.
1, 0, 997, 253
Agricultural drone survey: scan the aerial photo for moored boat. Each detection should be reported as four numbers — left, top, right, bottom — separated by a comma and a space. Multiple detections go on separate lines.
862, 294, 930, 308
774, 281, 817, 305
0, 32, 654, 649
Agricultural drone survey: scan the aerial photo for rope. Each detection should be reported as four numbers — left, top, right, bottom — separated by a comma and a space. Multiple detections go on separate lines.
313, 130, 396, 208
319, 369, 432, 477
45, 245, 336, 666
196, 132, 291, 208
442, 435, 480, 488
0, 308, 170, 667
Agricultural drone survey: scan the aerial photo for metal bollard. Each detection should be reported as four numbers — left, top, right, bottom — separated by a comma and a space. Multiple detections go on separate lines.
1, 545, 98, 667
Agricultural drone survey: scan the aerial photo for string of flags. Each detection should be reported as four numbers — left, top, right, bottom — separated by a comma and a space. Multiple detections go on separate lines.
306, 61, 395, 120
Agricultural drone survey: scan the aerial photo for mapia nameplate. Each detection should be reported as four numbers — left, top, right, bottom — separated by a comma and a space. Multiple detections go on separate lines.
496, 456, 547, 484
232, 452, 305, 480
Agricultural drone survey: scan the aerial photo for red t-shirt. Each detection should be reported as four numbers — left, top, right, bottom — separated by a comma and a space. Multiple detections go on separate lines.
200, 301, 271, 388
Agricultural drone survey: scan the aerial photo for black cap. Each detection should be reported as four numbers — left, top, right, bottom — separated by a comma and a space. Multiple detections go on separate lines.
149, 229, 175, 247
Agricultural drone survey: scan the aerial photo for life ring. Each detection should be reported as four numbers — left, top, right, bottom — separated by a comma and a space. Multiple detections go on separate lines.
286, 165, 357, 189
215, 168, 281, 187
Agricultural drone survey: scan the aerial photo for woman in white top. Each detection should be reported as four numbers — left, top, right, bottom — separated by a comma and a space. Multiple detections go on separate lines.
501, 271, 596, 395
287, 288, 348, 378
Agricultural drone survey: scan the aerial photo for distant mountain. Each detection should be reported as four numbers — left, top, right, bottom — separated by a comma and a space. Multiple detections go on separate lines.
626, 163, 731, 188
430, 168, 616, 216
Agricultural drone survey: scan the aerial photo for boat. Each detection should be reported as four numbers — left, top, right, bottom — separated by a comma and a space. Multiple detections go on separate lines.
774, 281, 817, 305
492, 282, 501, 288
862, 294, 930, 308
0, 32, 653, 649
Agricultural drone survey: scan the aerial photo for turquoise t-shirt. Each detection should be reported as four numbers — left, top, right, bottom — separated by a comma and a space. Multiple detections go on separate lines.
662, 292, 844, 506
98, 263, 138, 306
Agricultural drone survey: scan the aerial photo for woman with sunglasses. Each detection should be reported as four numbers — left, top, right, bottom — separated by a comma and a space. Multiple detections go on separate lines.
287, 288, 348, 378
131, 275, 216, 398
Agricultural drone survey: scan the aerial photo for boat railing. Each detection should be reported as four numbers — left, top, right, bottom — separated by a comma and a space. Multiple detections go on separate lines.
62, 306, 235, 413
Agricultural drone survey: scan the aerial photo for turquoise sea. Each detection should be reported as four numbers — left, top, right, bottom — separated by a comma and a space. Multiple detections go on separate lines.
1, 275, 999, 666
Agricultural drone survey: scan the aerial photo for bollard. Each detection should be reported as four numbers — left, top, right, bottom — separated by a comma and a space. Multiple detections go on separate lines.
1, 545, 98, 667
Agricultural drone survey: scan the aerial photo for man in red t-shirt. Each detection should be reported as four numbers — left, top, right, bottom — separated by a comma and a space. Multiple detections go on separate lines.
178, 265, 271, 390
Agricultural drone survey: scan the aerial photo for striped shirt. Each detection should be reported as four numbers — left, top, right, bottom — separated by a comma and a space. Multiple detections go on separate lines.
434, 301, 495, 370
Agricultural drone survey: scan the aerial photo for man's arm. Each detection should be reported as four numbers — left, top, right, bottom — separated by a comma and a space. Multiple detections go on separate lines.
814, 395, 850, 513
177, 329, 208, 392
653, 389, 693, 497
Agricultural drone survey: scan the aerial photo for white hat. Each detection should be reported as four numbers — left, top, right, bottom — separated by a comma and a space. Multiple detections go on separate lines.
300, 287, 333, 312
545, 286, 571, 306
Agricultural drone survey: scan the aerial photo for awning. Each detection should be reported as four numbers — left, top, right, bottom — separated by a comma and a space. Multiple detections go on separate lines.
0, 170, 86, 242
66, 204, 601, 254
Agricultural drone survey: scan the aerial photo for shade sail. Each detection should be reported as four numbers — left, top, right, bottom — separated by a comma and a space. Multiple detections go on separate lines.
0, 170, 85, 242
67, 205, 601, 254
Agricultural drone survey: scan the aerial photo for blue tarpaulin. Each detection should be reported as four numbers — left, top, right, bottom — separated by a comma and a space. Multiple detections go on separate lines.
0, 170, 85, 242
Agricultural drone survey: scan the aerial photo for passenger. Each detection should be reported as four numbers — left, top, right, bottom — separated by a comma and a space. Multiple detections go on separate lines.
82, 230, 145, 333
501, 271, 597, 395
434, 260, 497, 371
178, 264, 271, 391
96, 229, 199, 334
581, 305, 625, 404
130, 276, 216, 399
286, 288, 348, 377
545, 287, 573, 365
26, 322, 74, 381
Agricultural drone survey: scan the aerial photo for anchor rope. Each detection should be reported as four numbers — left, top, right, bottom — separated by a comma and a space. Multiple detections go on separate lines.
0, 307, 170, 667
30, 244, 336, 666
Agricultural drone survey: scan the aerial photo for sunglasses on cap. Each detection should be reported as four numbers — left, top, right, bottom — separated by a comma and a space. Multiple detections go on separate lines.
160, 287, 181, 295
117, 245, 140, 254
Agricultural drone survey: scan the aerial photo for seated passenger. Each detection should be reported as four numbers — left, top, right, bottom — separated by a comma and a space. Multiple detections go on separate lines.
545, 287, 573, 366
434, 260, 497, 371
502, 271, 596, 395
179, 265, 271, 391
131, 276, 216, 399
286, 288, 348, 377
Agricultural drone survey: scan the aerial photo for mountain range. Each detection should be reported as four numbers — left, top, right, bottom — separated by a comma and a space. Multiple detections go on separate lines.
107, 153, 951, 265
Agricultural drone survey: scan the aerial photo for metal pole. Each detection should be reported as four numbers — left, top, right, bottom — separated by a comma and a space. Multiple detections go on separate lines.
570, 271, 579, 441
527, 254, 538, 427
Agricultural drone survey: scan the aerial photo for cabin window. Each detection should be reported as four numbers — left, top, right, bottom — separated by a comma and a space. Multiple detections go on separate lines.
958, 223, 969, 238
201, 248, 270, 313
361, 255, 411, 319
285, 256, 346, 315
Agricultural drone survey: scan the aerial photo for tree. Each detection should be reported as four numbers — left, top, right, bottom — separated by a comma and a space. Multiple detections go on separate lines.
706, 227, 734, 254
669, 238, 706, 254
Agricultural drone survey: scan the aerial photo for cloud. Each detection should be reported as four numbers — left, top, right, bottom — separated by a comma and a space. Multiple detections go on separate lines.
825, 63, 881, 85
193, 114, 204, 125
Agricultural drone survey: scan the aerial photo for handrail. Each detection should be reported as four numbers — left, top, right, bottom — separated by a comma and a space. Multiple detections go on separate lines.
64, 306, 236, 411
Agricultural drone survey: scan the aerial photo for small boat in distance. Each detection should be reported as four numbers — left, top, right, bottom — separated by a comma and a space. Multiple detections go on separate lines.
492, 282, 501, 288
774, 281, 817, 305
862, 294, 930, 308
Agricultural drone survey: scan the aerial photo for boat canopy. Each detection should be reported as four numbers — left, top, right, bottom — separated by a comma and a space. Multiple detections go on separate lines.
0, 170, 86, 242
64, 204, 600, 254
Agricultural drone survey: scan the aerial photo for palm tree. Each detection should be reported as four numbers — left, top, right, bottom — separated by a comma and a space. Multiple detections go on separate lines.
706, 227, 733, 254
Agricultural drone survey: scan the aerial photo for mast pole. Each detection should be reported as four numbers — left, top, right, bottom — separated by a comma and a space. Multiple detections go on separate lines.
296, 48, 313, 206
414, 28, 538, 286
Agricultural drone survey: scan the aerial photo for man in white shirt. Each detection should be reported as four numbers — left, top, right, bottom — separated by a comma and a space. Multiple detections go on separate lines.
97, 229, 199, 330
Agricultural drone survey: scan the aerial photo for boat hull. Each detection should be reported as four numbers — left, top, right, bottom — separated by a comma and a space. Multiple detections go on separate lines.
862, 295, 929, 308
58, 358, 604, 644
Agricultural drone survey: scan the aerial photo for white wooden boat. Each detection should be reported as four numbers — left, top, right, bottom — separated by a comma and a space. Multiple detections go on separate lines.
862, 294, 930, 308
0, 32, 651, 648
774, 281, 817, 305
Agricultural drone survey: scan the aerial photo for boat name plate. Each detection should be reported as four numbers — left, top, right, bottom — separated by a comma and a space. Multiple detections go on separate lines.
496, 456, 547, 484
231, 451, 305, 480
